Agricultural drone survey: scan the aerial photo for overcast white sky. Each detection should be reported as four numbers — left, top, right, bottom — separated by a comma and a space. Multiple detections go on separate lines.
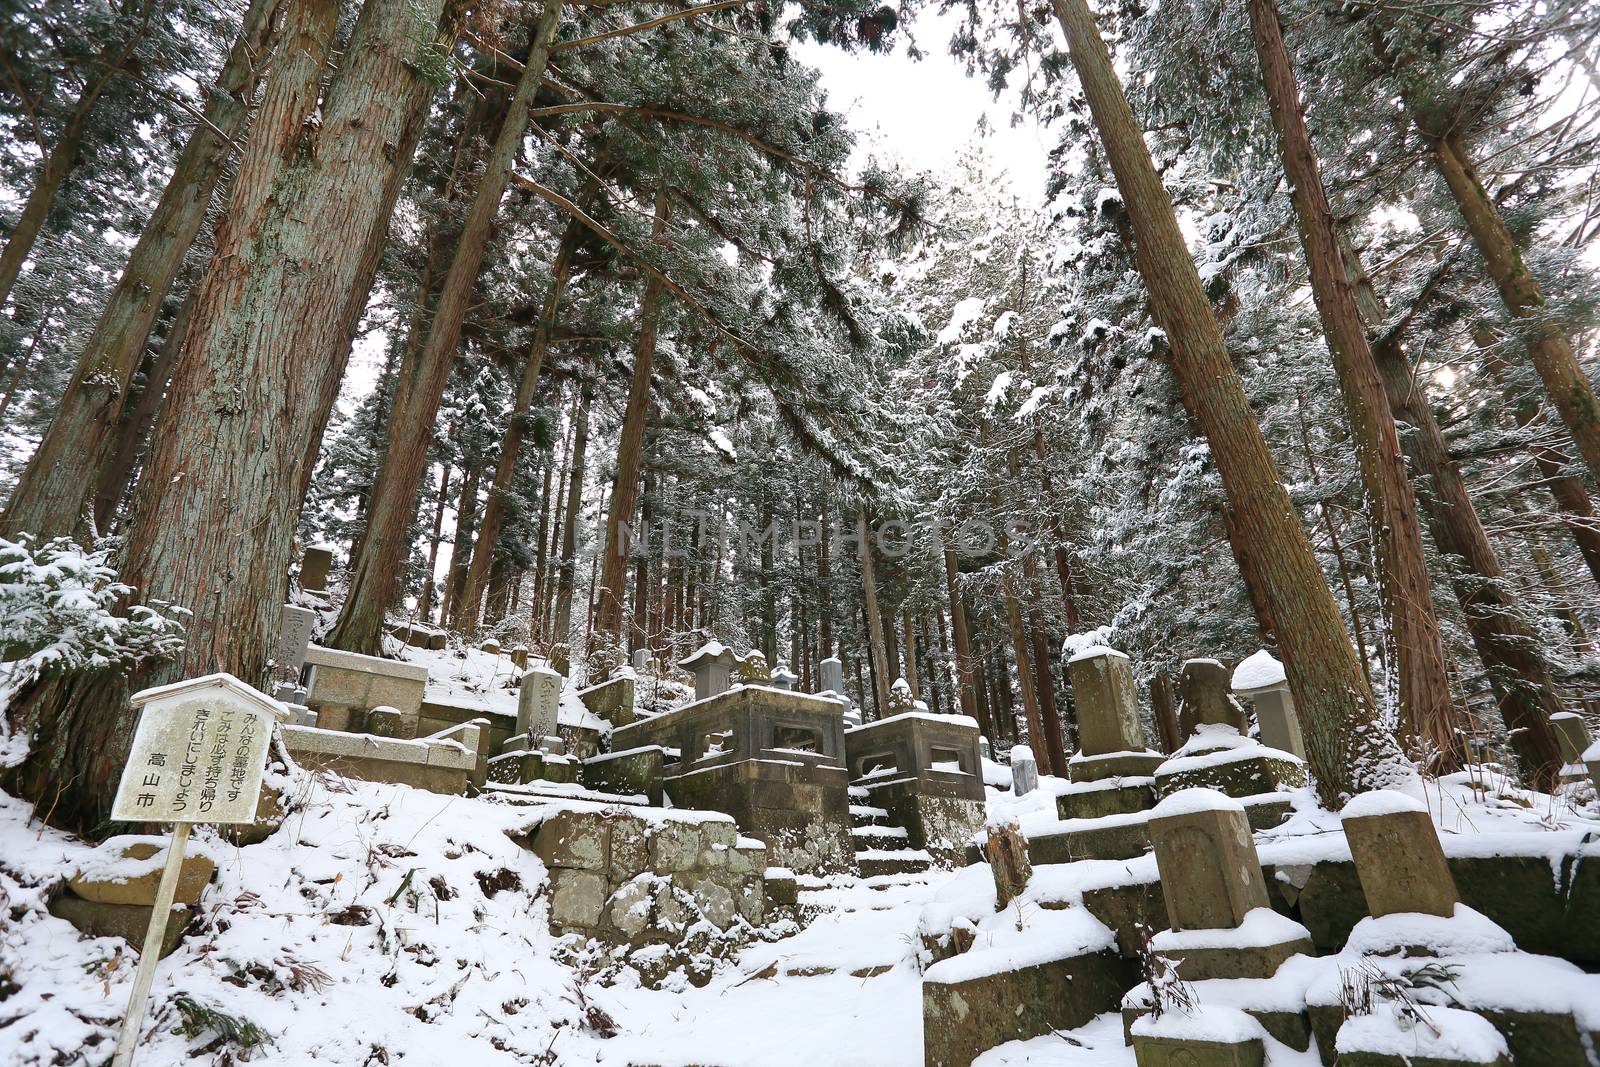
792, 10, 1053, 206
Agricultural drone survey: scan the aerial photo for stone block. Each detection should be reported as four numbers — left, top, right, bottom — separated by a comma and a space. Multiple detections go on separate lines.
578, 676, 636, 727
1550, 712, 1593, 765
610, 818, 648, 882
728, 841, 765, 875
1341, 793, 1457, 918
302, 645, 428, 727
364, 706, 405, 737
48, 894, 190, 958
540, 755, 577, 784
1069, 749, 1166, 783
681, 874, 737, 928
923, 948, 1135, 1067
764, 868, 798, 907
532, 811, 610, 870
1057, 778, 1156, 821
1027, 817, 1151, 864
1010, 744, 1038, 795
700, 819, 737, 849
1177, 658, 1249, 739
1247, 686, 1305, 759
1067, 647, 1147, 756
69, 838, 214, 907
607, 875, 659, 940
1132, 1034, 1264, 1067
1149, 791, 1268, 931
1154, 749, 1306, 799
737, 876, 765, 923
550, 869, 606, 928
510, 645, 530, 670
581, 747, 663, 804
300, 544, 334, 591
650, 821, 702, 873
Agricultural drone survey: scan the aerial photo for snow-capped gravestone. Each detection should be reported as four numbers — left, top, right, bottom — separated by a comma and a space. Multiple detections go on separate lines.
1010, 743, 1038, 795
679, 641, 737, 701
516, 666, 562, 745
1341, 790, 1457, 920
1176, 658, 1248, 738
1231, 649, 1305, 760
818, 655, 844, 695
632, 648, 649, 672
1146, 788, 1312, 979
1064, 646, 1163, 781
1550, 712, 1593, 775
300, 543, 334, 593
769, 664, 798, 690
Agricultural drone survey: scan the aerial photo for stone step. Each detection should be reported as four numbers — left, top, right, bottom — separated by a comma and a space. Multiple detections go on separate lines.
856, 848, 934, 878
847, 785, 871, 801
849, 803, 890, 826
481, 781, 647, 807
851, 824, 909, 843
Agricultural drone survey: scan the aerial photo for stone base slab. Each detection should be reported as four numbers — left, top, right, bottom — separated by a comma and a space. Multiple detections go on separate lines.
1069, 750, 1166, 783
48, 894, 189, 958
1132, 1034, 1264, 1067
1057, 778, 1156, 821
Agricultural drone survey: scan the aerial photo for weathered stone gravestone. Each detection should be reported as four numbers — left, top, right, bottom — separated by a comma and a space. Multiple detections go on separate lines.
517, 666, 562, 745
770, 664, 798, 690
818, 656, 845, 695
1340, 790, 1457, 919
632, 648, 650, 672
276, 604, 315, 675
1146, 788, 1312, 979
1231, 650, 1305, 759
1177, 658, 1248, 739
481, 638, 501, 655
300, 543, 334, 592
679, 642, 737, 701
365, 705, 404, 737
1065, 646, 1163, 781
735, 650, 771, 685
1011, 743, 1038, 795
1551, 712, 1593, 775
886, 677, 915, 716
510, 645, 529, 670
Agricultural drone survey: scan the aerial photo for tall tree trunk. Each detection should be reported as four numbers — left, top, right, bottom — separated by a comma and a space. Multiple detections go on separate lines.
1470, 324, 1600, 588
331, 0, 565, 655
1001, 570, 1048, 771
901, 607, 920, 698
2, 0, 284, 539
1051, 0, 1412, 804
941, 556, 979, 719
551, 384, 592, 648
818, 502, 834, 655
594, 182, 669, 646
1249, 0, 1460, 766
858, 511, 891, 717
5, 0, 450, 831
89, 280, 198, 534
1420, 125, 1600, 486
1334, 246, 1568, 786
443, 464, 482, 628
0, 11, 158, 310
419, 463, 451, 622
457, 215, 586, 629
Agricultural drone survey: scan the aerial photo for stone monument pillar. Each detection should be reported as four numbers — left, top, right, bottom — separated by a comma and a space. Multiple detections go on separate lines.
1064, 647, 1163, 781
678, 642, 737, 702
1340, 790, 1457, 919
1231, 649, 1306, 759
818, 656, 844, 695
300, 544, 334, 593
1147, 788, 1312, 979
1010, 743, 1038, 795
517, 666, 562, 747
1176, 658, 1248, 739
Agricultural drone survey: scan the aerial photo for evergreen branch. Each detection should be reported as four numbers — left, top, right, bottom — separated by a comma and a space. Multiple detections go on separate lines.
551, 0, 750, 52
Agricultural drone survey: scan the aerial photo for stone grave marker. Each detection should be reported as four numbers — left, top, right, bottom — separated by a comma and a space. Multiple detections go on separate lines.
770, 664, 798, 690
1341, 790, 1457, 919
1067, 647, 1145, 755
1010, 743, 1038, 795
1177, 658, 1248, 739
632, 648, 650, 672
1149, 789, 1269, 931
1231, 650, 1305, 759
1551, 712, 1593, 766
678, 642, 736, 701
510, 645, 529, 670
818, 656, 844, 695
276, 604, 315, 675
300, 543, 334, 593
517, 666, 562, 742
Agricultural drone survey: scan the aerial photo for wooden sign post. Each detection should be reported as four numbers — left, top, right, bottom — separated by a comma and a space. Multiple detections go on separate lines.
108, 673, 287, 1067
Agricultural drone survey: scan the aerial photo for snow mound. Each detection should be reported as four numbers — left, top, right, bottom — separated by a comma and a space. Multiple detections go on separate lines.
1150, 787, 1244, 819
1337, 1003, 1506, 1063
1342, 789, 1427, 819
1231, 649, 1285, 691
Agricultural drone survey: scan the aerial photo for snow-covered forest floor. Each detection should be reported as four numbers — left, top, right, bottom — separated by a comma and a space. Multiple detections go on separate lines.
3, 706, 1597, 1066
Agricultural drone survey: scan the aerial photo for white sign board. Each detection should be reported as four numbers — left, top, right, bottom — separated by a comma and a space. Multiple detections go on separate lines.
111, 674, 282, 825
